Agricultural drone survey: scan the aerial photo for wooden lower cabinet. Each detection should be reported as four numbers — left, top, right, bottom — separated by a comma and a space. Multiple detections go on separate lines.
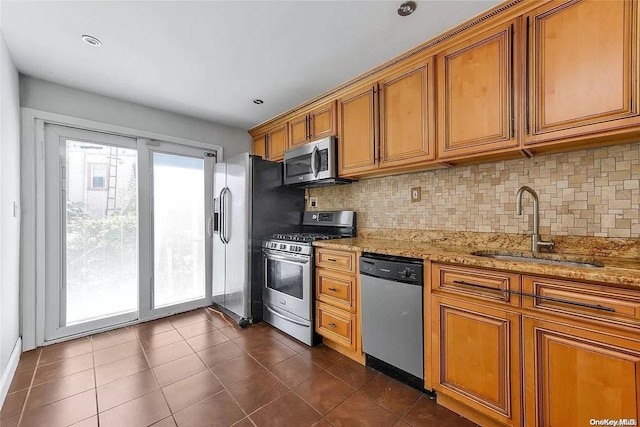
523, 317, 640, 427
314, 248, 363, 364
432, 264, 640, 426
432, 295, 522, 426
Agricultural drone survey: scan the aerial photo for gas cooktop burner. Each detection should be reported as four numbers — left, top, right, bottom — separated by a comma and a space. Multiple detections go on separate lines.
271, 233, 342, 243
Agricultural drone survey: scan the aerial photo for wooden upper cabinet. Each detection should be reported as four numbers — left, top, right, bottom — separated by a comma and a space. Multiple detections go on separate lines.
288, 101, 337, 148
310, 101, 337, 140
252, 133, 266, 159
433, 296, 522, 426
523, 317, 640, 426
288, 114, 309, 148
438, 19, 520, 159
338, 85, 378, 176
379, 57, 436, 168
265, 123, 288, 161
525, 0, 640, 146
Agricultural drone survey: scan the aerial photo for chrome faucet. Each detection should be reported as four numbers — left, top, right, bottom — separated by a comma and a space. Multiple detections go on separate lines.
515, 186, 554, 253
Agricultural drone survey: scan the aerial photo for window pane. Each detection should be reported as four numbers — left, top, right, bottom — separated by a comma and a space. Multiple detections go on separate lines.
153, 152, 205, 308
65, 141, 138, 325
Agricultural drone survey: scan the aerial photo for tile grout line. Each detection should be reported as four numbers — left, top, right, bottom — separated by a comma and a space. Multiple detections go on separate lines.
14, 348, 43, 426
90, 334, 101, 427
137, 330, 174, 426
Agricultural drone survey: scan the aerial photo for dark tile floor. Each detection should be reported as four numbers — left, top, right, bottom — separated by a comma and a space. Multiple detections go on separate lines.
0, 307, 475, 427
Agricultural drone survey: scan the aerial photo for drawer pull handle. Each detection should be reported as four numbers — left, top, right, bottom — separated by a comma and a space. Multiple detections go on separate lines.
452, 280, 616, 313
328, 322, 337, 328
328, 287, 338, 292
327, 258, 338, 262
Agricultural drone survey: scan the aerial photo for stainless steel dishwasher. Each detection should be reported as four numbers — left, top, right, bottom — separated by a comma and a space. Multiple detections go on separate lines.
360, 253, 424, 389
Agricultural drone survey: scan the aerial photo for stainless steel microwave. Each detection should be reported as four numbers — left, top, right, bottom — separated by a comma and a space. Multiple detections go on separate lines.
283, 137, 353, 187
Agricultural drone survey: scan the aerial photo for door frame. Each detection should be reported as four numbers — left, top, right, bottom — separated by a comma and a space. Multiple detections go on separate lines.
22, 108, 224, 349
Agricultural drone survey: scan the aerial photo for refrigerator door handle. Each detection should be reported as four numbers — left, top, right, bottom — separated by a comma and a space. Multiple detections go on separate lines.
311, 145, 319, 178
221, 187, 230, 244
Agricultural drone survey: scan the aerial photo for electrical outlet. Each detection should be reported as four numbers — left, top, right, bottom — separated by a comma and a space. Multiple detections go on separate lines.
411, 187, 421, 202
309, 197, 318, 208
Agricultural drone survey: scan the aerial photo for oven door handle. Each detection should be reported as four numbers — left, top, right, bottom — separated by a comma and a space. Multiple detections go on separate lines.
265, 304, 310, 327
262, 249, 310, 263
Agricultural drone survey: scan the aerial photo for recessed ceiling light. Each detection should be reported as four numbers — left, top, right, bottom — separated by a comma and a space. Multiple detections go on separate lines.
253, 99, 264, 105
81, 35, 102, 47
398, 1, 417, 16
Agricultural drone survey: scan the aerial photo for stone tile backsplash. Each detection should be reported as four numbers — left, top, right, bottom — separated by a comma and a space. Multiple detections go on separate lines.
308, 142, 640, 238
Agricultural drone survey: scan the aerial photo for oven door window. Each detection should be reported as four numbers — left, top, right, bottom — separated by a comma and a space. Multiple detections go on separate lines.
266, 258, 304, 299
285, 153, 312, 179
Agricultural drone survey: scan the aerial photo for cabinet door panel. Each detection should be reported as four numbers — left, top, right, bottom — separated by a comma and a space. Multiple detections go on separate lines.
289, 114, 309, 147
338, 86, 377, 176
524, 317, 640, 426
433, 296, 521, 426
316, 302, 356, 350
267, 124, 287, 161
316, 269, 356, 312
438, 20, 519, 158
252, 135, 266, 158
526, 0, 640, 144
379, 58, 436, 168
310, 101, 336, 140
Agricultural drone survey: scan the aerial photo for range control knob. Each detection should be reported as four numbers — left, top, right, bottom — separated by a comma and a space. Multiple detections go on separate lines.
280, 244, 286, 250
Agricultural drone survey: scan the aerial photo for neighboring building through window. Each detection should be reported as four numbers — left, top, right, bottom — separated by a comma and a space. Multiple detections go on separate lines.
90, 164, 107, 189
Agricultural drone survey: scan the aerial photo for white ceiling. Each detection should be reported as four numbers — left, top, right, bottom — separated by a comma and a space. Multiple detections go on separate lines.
2, 0, 501, 130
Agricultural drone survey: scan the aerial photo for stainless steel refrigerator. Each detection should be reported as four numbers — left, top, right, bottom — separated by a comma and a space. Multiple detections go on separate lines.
212, 153, 305, 326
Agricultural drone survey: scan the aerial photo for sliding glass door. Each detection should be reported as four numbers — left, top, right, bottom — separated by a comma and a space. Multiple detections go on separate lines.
44, 125, 215, 341
44, 125, 139, 339
148, 145, 214, 314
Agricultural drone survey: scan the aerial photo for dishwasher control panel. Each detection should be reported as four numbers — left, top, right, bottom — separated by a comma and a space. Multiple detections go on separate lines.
359, 253, 424, 285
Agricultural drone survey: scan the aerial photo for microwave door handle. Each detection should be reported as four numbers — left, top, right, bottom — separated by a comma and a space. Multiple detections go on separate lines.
311, 146, 319, 178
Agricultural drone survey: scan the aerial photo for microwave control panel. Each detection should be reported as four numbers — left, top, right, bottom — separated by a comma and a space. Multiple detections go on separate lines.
319, 149, 329, 171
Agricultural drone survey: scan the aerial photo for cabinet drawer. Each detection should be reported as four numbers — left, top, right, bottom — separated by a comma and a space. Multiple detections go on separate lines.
433, 264, 521, 307
316, 302, 356, 350
316, 248, 356, 273
316, 269, 356, 312
523, 276, 640, 328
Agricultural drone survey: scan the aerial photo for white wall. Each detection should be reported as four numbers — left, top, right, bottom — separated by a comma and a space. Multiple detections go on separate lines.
19, 76, 251, 159
0, 27, 22, 404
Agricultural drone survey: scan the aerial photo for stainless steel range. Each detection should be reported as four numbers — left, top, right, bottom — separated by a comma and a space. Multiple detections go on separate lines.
262, 211, 356, 345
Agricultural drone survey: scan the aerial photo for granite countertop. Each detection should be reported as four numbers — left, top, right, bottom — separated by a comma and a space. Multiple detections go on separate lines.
313, 236, 640, 288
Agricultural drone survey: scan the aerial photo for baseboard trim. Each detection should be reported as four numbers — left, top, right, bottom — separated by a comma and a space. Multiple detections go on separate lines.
0, 337, 22, 408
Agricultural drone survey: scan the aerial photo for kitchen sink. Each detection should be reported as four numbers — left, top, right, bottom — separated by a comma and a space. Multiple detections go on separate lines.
471, 250, 604, 268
